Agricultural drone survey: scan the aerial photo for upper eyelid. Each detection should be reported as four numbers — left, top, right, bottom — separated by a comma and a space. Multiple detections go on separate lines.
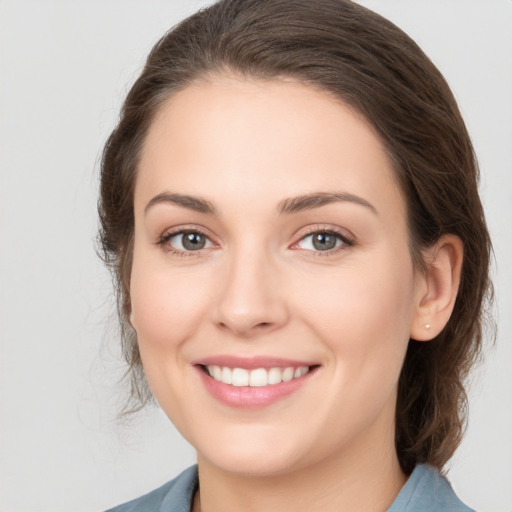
159, 225, 214, 241
294, 224, 355, 241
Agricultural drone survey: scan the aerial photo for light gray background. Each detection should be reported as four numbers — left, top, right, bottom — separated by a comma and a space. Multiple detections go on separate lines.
0, 1, 511, 511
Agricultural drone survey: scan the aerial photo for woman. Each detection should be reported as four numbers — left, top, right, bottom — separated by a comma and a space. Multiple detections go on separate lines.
99, 0, 492, 510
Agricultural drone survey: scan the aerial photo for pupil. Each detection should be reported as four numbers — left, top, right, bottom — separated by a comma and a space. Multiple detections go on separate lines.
182, 232, 205, 250
313, 233, 336, 251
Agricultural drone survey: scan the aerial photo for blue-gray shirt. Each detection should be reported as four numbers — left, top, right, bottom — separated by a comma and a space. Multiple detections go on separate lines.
106, 464, 474, 511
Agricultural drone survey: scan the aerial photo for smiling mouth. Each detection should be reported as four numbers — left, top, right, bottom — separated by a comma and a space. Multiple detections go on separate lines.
201, 365, 316, 387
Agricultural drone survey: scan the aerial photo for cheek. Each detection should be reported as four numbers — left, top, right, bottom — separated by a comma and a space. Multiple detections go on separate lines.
297, 253, 416, 382
296, 258, 416, 439
128, 253, 217, 425
129, 253, 213, 355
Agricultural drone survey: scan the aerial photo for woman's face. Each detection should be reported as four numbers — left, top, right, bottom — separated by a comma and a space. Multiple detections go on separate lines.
130, 77, 426, 476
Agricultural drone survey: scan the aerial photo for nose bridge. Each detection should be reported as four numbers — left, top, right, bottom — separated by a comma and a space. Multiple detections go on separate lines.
213, 238, 288, 337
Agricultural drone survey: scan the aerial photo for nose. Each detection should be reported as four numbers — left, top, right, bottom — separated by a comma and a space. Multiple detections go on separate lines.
212, 247, 289, 338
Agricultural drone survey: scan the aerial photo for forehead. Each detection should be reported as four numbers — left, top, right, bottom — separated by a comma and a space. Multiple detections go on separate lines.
136, 76, 405, 221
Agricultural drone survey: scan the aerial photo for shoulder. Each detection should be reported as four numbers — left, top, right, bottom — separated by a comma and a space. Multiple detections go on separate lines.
388, 464, 475, 512
105, 465, 198, 512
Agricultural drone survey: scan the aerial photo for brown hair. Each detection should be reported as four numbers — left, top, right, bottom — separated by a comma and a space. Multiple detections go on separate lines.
98, 0, 493, 474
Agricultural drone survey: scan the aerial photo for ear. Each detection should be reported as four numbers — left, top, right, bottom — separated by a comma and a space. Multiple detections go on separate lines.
410, 234, 464, 341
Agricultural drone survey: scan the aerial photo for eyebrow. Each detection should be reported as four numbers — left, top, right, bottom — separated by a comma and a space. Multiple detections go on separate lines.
144, 191, 377, 216
144, 192, 216, 215
277, 192, 378, 216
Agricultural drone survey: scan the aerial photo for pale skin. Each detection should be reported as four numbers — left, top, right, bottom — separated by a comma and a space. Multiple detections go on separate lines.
129, 76, 463, 512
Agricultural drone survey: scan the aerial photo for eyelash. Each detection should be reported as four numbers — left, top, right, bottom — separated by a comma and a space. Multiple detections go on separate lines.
294, 226, 355, 257
156, 225, 355, 258
157, 227, 212, 257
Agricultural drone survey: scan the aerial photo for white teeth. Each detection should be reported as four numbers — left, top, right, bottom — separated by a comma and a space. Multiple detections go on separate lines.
282, 367, 294, 382
211, 365, 222, 381
221, 366, 232, 385
206, 365, 310, 387
249, 368, 268, 387
268, 367, 282, 385
232, 368, 249, 387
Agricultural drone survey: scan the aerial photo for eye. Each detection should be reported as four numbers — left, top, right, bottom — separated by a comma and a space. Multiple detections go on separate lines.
159, 230, 213, 253
295, 230, 354, 253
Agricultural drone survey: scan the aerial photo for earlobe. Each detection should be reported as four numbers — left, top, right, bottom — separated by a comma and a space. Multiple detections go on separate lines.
410, 234, 464, 342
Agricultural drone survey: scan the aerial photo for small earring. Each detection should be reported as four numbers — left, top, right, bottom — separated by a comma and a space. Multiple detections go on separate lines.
425, 323, 431, 330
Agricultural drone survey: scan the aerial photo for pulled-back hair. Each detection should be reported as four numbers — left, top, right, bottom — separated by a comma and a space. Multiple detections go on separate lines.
98, 0, 493, 474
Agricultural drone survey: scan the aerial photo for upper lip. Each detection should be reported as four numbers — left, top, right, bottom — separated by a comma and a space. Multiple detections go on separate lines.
191, 355, 317, 369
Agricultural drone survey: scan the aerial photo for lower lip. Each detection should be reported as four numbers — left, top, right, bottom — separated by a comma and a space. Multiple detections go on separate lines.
196, 367, 316, 409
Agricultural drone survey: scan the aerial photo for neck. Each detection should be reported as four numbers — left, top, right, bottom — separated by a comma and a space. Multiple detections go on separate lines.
193, 420, 407, 512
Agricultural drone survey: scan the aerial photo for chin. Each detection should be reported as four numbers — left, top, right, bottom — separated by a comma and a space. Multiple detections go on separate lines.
194, 427, 312, 477
200, 450, 302, 478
